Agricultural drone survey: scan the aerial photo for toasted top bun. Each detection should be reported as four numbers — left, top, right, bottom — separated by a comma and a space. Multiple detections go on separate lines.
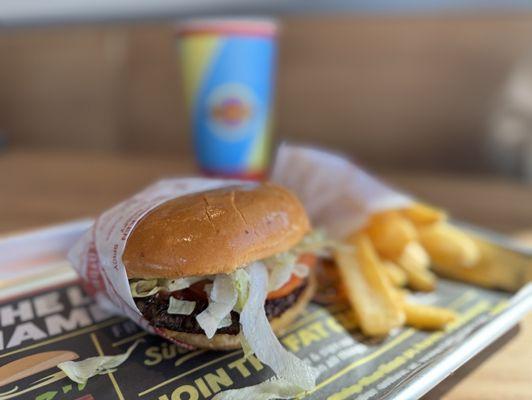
123, 183, 310, 279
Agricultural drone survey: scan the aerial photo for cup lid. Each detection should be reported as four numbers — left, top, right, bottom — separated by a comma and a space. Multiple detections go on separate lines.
177, 17, 278, 37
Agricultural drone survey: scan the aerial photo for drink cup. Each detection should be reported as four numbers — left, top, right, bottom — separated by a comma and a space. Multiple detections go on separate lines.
178, 18, 278, 179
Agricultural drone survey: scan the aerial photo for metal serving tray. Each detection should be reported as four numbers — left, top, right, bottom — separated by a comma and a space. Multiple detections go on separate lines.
0, 221, 530, 400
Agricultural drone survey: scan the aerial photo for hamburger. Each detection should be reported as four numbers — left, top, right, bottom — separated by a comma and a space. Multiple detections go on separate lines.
124, 183, 320, 351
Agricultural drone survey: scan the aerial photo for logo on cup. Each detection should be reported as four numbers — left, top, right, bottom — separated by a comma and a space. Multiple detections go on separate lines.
207, 83, 255, 141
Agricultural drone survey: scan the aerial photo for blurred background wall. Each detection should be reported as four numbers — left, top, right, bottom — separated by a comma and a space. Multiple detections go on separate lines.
1, 14, 532, 173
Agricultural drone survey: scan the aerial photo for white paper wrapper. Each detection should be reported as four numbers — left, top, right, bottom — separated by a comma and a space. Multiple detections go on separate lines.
271, 144, 413, 238
68, 178, 245, 348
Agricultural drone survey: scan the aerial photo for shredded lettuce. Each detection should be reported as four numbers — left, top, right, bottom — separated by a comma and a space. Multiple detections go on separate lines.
293, 263, 310, 278
204, 283, 213, 297
164, 276, 205, 291
58, 340, 142, 384
232, 269, 250, 313
240, 262, 317, 390
218, 313, 233, 329
167, 297, 196, 315
212, 377, 306, 400
265, 252, 298, 291
262, 230, 340, 292
196, 274, 237, 338
130, 277, 208, 298
129, 279, 159, 297
292, 230, 340, 256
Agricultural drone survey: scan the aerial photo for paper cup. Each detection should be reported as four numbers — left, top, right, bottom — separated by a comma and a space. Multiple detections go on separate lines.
178, 18, 278, 180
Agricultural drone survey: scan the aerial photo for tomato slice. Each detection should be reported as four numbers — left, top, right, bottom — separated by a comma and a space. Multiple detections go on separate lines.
298, 253, 317, 268
172, 280, 209, 301
266, 253, 316, 300
267, 274, 304, 300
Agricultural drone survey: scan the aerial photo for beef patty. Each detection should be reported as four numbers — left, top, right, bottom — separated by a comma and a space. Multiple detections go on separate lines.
136, 279, 308, 335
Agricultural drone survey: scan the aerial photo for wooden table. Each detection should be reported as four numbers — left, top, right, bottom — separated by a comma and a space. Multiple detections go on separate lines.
1, 149, 531, 399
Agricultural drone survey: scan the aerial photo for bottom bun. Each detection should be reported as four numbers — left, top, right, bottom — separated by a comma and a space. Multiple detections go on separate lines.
161, 271, 317, 350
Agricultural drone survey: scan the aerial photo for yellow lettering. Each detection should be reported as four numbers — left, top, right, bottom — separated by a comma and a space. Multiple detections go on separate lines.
171, 385, 198, 400
299, 328, 322, 347
307, 321, 329, 339
144, 346, 163, 366
403, 348, 417, 359
326, 317, 345, 333
205, 368, 233, 394
194, 377, 211, 397
228, 358, 251, 378
282, 334, 301, 352
247, 354, 264, 372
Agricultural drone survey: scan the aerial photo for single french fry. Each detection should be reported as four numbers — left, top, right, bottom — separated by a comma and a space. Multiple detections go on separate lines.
432, 237, 532, 291
399, 263, 436, 292
397, 244, 436, 292
402, 203, 447, 225
387, 286, 408, 308
404, 303, 457, 330
381, 260, 408, 287
364, 211, 418, 259
419, 223, 480, 269
335, 235, 405, 336
395, 288, 410, 303
399, 241, 430, 270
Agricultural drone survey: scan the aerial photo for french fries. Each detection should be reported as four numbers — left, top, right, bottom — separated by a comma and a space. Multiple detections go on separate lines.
334, 235, 405, 336
364, 212, 418, 259
401, 203, 446, 225
393, 241, 435, 291
381, 261, 407, 287
398, 242, 430, 270
330, 198, 517, 338
404, 302, 457, 330
419, 223, 480, 269
397, 256, 437, 292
